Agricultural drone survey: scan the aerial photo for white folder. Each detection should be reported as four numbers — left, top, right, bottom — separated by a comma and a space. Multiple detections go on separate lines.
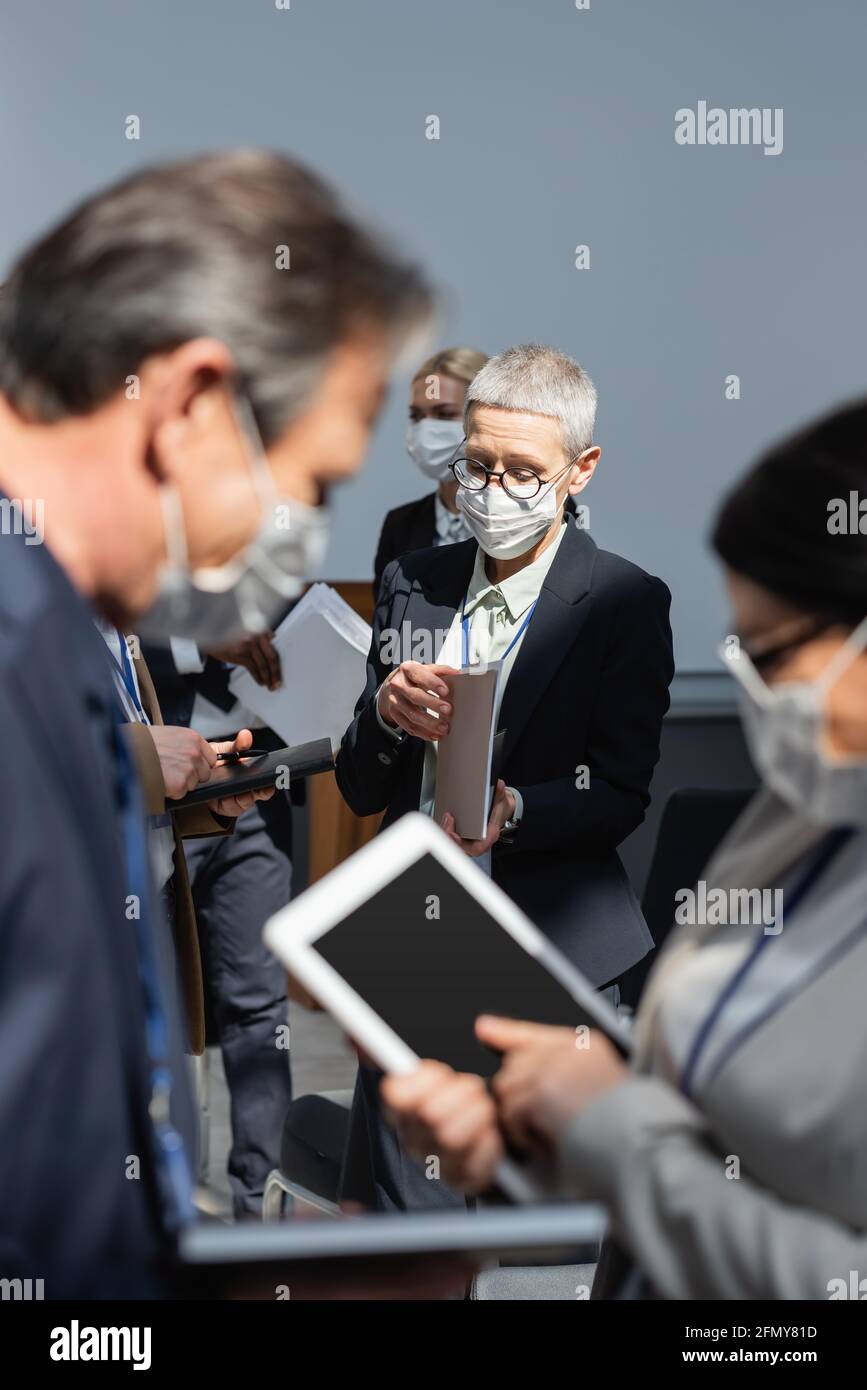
433, 663, 501, 839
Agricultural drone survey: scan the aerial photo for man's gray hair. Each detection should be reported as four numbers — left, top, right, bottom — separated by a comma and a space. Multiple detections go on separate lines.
465, 344, 597, 458
0, 150, 432, 448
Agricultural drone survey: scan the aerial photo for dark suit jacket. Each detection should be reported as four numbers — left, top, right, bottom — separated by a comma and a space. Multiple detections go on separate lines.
373, 493, 437, 599
338, 521, 674, 986
141, 642, 239, 733
0, 525, 190, 1297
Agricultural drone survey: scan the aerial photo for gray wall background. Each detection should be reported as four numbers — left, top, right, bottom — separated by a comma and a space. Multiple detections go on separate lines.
3, 0, 866, 670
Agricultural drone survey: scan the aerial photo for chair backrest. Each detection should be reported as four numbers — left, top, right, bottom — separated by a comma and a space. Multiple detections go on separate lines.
619, 786, 754, 1008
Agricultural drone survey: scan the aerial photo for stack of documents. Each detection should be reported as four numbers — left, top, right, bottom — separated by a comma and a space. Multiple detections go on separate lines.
228, 583, 372, 753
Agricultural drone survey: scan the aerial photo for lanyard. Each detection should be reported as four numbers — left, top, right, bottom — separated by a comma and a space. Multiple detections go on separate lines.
108, 633, 171, 827
113, 718, 194, 1230
679, 826, 854, 1099
109, 628, 149, 724
461, 596, 537, 669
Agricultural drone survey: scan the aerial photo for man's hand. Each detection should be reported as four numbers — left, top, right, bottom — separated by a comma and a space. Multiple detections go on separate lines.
149, 725, 217, 799
376, 662, 458, 742
207, 728, 277, 818
478, 1016, 629, 1153
207, 633, 282, 690
440, 779, 514, 858
381, 1062, 504, 1193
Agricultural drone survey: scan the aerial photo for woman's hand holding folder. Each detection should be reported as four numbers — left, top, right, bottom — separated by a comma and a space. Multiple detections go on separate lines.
440, 779, 515, 858
377, 661, 459, 741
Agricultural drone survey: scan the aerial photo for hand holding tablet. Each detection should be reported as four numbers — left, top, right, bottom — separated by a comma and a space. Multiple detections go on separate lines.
263, 811, 632, 1202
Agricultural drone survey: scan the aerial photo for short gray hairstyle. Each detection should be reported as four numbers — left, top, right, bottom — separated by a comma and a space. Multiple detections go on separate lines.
464, 343, 597, 458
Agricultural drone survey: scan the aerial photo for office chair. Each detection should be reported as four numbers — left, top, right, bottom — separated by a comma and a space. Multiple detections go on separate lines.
262, 1090, 354, 1219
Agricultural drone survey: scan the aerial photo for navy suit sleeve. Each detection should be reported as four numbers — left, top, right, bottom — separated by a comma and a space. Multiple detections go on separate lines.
335, 558, 415, 817
509, 572, 674, 854
0, 681, 162, 1293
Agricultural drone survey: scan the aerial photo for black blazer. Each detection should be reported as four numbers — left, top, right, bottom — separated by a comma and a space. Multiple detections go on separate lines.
373, 493, 437, 599
337, 521, 674, 986
0, 524, 193, 1296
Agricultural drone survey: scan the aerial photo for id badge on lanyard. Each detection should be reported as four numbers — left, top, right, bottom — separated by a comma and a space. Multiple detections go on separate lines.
110, 628, 149, 724
679, 827, 854, 1099
460, 596, 537, 669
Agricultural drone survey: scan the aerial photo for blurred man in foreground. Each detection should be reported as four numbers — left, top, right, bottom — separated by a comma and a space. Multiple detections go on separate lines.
0, 149, 430, 1296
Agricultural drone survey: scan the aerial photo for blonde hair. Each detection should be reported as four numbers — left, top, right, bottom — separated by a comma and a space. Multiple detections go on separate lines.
412, 345, 488, 390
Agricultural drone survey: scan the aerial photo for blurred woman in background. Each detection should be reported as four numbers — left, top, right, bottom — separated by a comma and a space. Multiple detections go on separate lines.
373, 345, 488, 596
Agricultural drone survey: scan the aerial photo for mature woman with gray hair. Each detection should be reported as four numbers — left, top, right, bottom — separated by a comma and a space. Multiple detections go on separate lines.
336, 342, 674, 1212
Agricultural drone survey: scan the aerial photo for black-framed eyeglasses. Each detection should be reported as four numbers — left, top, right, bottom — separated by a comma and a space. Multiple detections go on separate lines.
449, 455, 578, 501
737, 616, 836, 675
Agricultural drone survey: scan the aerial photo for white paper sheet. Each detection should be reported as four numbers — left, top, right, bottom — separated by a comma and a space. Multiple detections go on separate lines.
228, 584, 372, 753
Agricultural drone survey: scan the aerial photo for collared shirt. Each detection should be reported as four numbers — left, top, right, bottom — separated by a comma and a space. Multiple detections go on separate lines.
377, 522, 569, 865
434, 493, 471, 547
419, 523, 568, 823
168, 637, 263, 740
96, 619, 176, 890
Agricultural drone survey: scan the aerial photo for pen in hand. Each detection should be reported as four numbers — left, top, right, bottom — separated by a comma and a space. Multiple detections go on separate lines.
216, 749, 269, 763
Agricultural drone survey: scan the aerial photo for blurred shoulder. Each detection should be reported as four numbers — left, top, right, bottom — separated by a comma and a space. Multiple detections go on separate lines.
380, 493, 436, 532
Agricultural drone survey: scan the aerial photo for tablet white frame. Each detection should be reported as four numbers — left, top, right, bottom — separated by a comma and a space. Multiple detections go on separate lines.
263, 810, 633, 1070
180, 1201, 607, 1265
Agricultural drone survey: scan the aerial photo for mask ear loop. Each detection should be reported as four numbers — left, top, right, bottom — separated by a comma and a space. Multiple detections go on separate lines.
229, 389, 324, 599
816, 612, 867, 692
157, 482, 189, 573
156, 394, 265, 585
230, 393, 278, 509
718, 639, 775, 703
533, 454, 582, 514
152, 481, 201, 620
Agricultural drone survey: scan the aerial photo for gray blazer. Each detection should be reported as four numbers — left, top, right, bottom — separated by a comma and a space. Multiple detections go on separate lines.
559, 821, 867, 1299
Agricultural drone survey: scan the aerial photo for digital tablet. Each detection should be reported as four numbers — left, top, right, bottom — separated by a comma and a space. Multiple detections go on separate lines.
265, 813, 634, 1203
180, 1201, 605, 1272
169, 738, 334, 808
265, 812, 632, 1070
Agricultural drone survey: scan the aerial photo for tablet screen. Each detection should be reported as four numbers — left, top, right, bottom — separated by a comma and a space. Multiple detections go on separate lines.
312, 852, 599, 1076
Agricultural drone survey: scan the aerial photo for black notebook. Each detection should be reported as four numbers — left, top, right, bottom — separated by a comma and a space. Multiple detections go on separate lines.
169, 738, 333, 808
